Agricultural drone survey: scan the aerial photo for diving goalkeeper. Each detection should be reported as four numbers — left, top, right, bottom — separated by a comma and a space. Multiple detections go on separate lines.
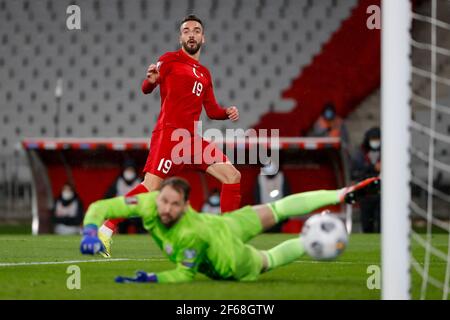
80, 176, 380, 283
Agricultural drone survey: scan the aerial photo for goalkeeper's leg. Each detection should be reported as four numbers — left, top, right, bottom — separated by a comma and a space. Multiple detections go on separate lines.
260, 238, 306, 273
225, 177, 380, 246
253, 176, 380, 232
249, 177, 380, 273
234, 238, 307, 280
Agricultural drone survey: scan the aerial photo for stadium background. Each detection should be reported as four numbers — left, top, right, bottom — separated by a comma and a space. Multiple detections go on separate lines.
1, 0, 449, 300
0, 0, 384, 234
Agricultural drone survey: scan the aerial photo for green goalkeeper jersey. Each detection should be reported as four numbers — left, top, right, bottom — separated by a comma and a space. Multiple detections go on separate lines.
84, 192, 260, 283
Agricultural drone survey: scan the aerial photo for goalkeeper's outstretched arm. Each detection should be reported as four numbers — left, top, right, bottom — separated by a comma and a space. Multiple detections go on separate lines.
115, 230, 205, 284
115, 263, 197, 284
83, 192, 157, 227
83, 197, 137, 227
80, 192, 157, 255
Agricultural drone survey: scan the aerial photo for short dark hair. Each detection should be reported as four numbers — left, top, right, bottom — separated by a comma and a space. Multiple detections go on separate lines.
160, 177, 191, 202
180, 14, 204, 30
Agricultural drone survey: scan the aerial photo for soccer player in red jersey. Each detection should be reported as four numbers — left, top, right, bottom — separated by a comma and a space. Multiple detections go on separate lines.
98, 15, 242, 255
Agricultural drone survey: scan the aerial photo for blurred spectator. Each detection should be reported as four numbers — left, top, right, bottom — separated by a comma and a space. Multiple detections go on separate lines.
104, 159, 141, 198
105, 159, 145, 233
201, 188, 221, 215
309, 102, 349, 147
351, 127, 381, 179
351, 127, 381, 233
52, 183, 84, 235
254, 162, 291, 232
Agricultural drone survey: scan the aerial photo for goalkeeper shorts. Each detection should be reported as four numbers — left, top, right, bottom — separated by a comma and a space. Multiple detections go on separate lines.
222, 205, 264, 281
222, 205, 263, 243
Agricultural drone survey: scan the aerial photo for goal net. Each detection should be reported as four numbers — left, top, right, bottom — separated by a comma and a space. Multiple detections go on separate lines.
409, 0, 450, 300
382, 0, 450, 300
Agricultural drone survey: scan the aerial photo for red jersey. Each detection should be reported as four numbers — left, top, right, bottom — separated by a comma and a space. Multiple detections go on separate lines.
142, 49, 228, 134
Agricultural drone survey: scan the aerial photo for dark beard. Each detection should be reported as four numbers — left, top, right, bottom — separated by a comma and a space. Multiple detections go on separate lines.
182, 40, 202, 55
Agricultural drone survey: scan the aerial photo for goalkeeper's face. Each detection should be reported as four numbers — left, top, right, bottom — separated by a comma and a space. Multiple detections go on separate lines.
156, 185, 189, 227
179, 20, 205, 55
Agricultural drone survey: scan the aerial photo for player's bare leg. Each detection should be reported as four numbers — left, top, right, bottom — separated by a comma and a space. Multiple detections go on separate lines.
142, 172, 164, 191
206, 162, 241, 213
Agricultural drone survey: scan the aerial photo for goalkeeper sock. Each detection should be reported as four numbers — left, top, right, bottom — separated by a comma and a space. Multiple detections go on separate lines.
269, 190, 340, 223
220, 183, 241, 213
99, 183, 149, 237
264, 238, 305, 271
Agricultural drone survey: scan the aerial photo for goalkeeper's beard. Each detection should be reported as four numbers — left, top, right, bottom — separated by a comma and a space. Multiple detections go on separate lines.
160, 212, 182, 228
182, 40, 202, 55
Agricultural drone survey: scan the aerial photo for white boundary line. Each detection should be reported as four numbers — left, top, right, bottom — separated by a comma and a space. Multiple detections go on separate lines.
1, 258, 447, 268
0, 258, 156, 267
0, 258, 380, 268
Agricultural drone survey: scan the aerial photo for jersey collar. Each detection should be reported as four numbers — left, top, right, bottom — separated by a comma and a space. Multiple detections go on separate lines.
178, 49, 201, 68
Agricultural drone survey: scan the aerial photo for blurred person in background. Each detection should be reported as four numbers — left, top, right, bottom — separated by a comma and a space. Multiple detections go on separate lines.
351, 127, 381, 233
309, 102, 349, 148
52, 183, 84, 235
201, 188, 221, 215
254, 162, 291, 232
105, 159, 145, 234
104, 159, 141, 199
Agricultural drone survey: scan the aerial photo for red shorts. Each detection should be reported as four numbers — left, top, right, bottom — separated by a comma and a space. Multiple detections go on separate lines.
143, 128, 229, 178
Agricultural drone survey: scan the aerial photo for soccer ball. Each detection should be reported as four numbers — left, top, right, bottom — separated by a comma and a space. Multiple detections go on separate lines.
301, 213, 348, 261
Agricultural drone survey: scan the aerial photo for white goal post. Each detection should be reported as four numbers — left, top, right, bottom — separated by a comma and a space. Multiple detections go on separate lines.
381, 0, 412, 300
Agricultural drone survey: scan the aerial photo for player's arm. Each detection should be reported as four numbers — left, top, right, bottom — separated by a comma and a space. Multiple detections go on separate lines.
203, 82, 239, 121
151, 263, 197, 284
83, 193, 154, 227
115, 264, 195, 284
80, 193, 156, 255
115, 235, 206, 284
142, 63, 160, 94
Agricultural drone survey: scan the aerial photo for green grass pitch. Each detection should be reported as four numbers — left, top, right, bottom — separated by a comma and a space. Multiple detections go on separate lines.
0, 233, 448, 299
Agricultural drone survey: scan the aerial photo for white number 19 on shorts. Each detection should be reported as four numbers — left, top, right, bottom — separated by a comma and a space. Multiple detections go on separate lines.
157, 158, 173, 174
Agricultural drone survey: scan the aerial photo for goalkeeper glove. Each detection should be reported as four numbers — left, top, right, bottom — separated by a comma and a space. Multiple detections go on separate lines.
80, 224, 105, 255
115, 271, 158, 283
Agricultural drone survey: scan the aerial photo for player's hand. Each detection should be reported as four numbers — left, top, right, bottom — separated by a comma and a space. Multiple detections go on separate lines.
146, 64, 160, 84
115, 271, 158, 283
226, 106, 239, 122
375, 161, 381, 172
80, 224, 104, 255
